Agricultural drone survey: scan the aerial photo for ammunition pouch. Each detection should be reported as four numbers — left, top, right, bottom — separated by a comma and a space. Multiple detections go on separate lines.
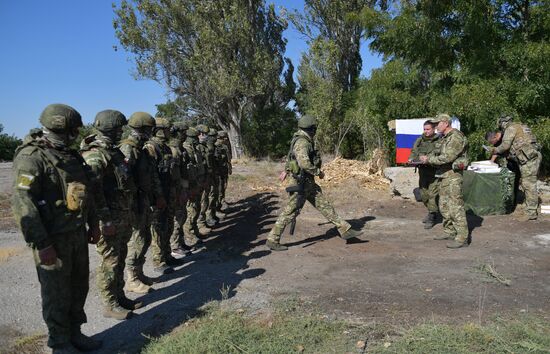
515, 145, 539, 165
66, 182, 87, 211
286, 160, 300, 175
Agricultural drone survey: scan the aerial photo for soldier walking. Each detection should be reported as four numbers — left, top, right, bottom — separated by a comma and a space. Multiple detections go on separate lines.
12, 104, 102, 353
81, 110, 143, 320
182, 127, 204, 246
266, 115, 363, 251
419, 114, 470, 249
409, 120, 441, 229
487, 115, 542, 221
216, 131, 232, 211
196, 125, 214, 230
120, 113, 166, 294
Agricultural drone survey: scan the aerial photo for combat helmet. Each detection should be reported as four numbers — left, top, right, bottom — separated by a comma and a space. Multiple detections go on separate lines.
154, 117, 171, 129
172, 121, 189, 132
39, 104, 83, 132
128, 112, 155, 129
298, 115, 316, 129
217, 130, 228, 138
498, 114, 513, 129
196, 124, 209, 134
186, 127, 199, 137
94, 110, 127, 132
208, 128, 218, 136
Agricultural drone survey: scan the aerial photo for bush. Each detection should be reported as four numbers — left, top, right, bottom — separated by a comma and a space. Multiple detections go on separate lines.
0, 124, 22, 161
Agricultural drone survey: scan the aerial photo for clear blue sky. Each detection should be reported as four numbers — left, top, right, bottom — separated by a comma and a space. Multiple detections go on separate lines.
0, 1, 382, 138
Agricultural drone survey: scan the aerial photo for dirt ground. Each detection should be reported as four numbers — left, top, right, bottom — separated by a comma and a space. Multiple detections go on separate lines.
0, 160, 549, 353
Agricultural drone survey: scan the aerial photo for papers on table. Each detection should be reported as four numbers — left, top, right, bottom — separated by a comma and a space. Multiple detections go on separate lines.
467, 160, 502, 174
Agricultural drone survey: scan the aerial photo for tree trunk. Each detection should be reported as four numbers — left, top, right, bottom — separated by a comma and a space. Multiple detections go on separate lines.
226, 104, 244, 159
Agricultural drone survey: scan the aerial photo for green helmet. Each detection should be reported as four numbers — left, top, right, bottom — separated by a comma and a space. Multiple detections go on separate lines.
298, 115, 316, 129
186, 127, 199, 137
498, 114, 513, 129
39, 104, 83, 132
94, 110, 127, 132
172, 121, 189, 132
217, 130, 228, 138
208, 128, 218, 136
196, 124, 209, 134
128, 112, 155, 128
154, 117, 171, 129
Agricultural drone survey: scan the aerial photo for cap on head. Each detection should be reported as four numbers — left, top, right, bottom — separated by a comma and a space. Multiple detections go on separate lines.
430, 113, 452, 124
128, 112, 155, 128
154, 117, 171, 129
186, 127, 199, 137
39, 104, 83, 132
298, 114, 317, 129
94, 110, 127, 132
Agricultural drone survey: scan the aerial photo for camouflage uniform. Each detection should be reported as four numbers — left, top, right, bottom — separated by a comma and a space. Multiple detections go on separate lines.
267, 125, 360, 248
11, 104, 101, 351
119, 112, 163, 292
217, 131, 232, 210
205, 129, 221, 225
410, 134, 440, 215
80, 110, 138, 319
197, 125, 214, 229
427, 120, 469, 246
493, 121, 542, 219
182, 128, 204, 245
146, 118, 177, 270
168, 122, 191, 252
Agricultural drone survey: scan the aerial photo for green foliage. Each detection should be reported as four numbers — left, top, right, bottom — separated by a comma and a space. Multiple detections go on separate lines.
242, 106, 295, 158
0, 124, 22, 161
532, 118, 550, 176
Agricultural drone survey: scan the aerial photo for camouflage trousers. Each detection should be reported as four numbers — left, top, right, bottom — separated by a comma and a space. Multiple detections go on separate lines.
126, 198, 152, 273
170, 200, 188, 250
519, 152, 542, 217
32, 228, 89, 348
439, 172, 468, 243
419, 169, 439, 213
198, 176, 212, 227
217, 173, 228, 208
208, 175, 220, 220
151, 203, 175, 266
96, 213, 132, 307
267, 177, 351, 243
183, 185, 203, 245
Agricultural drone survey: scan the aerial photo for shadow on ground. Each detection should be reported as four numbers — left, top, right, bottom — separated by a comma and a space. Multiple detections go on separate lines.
92, 192, 278, 353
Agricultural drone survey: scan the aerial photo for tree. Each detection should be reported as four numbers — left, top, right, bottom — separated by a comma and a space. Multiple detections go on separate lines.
0, 124, 22, 161
114, 0, 292, 158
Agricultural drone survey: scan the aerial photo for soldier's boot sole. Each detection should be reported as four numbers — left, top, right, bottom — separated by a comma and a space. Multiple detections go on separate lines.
125, 280, 151, 294
266, 240, 288, 251
102, 305, 132, 320
341, 228, 363, 240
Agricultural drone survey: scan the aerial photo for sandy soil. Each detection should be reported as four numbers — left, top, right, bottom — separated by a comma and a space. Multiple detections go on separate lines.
0, 161, 549, 353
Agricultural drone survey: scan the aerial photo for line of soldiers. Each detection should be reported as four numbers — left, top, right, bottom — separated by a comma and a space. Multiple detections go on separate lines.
11, 104, 232, 354
411, 113, 542, 250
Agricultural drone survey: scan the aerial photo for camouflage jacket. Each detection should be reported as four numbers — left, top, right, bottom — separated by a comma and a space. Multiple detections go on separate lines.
144, 137, 176, 200
12, 138, 98, 250
119, 135, 163, 206
215, 138, 230, 175
168, 138, 189, 193
204, 139, 216, 175
287, 129, 322, 178
494, 122, 540, 165
410, 134, 440, 173
80, 134, 136, 221
182, 139, 203, 186
427, 129, 469, 178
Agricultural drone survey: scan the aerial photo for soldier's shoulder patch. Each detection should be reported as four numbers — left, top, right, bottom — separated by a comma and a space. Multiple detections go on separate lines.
16, 173, 36, 190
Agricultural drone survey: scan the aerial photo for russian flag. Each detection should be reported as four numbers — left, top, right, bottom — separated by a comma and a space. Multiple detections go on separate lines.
395, 118, 460, 164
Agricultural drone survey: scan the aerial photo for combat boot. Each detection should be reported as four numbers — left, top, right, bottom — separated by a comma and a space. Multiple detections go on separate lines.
102, 304, 132, 320
171, 247, 192, 258
518, 213, 537, 221
341, 228, 363, 240
154, 263, 174, 275
424, 212, 436, 229
51, 342, 80, 354
266, 240, 288, 251
70, 331, 102, 352
125, 270, 151, 294
119, 296, 143, 310
446, 240, 468, 249
434, 234, 453, 240
422, 212, 431, 224
206, 218, 218, 228
136, 267, 155, 286
166, 256, 184, 267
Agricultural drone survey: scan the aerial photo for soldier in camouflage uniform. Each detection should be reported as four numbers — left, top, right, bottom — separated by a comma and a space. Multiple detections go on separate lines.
488, 115, 542, 220
146, 118, 180, 274
169, 121, 193, 257
196, 124, 214, 230
420, 114, 470, 249
80, 110, 142, 321
409, 120, 440, 229
205, 128, 221, 226
182, 127, 204, 246
120, 113, 167, 294
12, 104, 102, 353
217, 131, 232, 211
266, 115, 363, 251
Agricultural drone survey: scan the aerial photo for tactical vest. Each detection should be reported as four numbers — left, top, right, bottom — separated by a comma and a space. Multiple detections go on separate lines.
507, 123, 540, 165
436, 129, 469, 176
182, 141, 199, 185
285, 132, 321, 176
119, 138, 155, 196
146, 138, 175, 197
194, 143, 207, 178
215, 140, 229, 174
14, 140, 92, 234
